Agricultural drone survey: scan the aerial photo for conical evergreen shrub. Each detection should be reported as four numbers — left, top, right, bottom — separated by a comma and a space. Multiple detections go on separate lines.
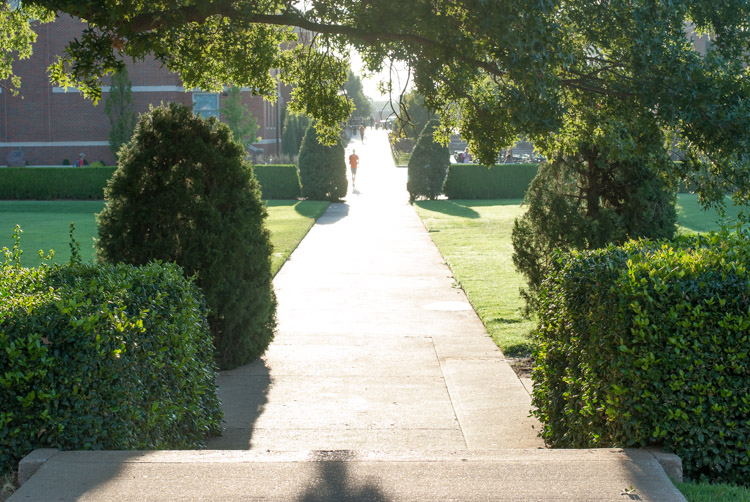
407, 119, 450, 201
282, 113, 310, 157
298, 124, 347, 201
96, 103, 276, 369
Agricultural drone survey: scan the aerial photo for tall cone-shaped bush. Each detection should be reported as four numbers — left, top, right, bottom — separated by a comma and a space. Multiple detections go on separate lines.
96, 103, 276, 369
407, 119, 450, 202
298, 124, 347, 201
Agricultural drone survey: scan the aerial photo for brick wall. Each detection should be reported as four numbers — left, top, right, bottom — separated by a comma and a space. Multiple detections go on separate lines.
0, 16, 282, 166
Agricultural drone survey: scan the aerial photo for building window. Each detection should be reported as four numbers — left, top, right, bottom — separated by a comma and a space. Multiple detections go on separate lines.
192, 93, 219, 119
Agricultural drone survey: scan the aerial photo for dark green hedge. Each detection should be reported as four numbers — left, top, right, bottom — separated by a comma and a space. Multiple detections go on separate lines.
532, 232, 750, 484
0, 167, 116, 199
0, 261, 222, 473
0, 166, 300, 200
252, 164, 302, 199
442, 163, 539, 199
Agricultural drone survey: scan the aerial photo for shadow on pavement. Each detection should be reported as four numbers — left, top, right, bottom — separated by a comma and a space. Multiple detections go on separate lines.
298, 461, 390, 502
316, 203, 349, 225
206, 358, 272, 449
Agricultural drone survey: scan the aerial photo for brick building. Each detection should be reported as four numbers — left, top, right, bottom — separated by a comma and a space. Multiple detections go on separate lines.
0, 15, 285, 166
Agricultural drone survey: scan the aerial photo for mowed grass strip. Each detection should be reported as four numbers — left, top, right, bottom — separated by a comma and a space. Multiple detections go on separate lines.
414, 199, 534, 358
0, 200, 329, 274
676, 193, 744, 234
674, 480, 750, 502
265, 200, 329, 275
413, 194, 743, 359
0, 200, 103, 264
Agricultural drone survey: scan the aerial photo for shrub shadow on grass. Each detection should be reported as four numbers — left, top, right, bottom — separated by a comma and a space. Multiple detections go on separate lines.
264, 200, 329, 219
447, 198, 525, 207
293, 201, 330, 220
414, 201, 480, 219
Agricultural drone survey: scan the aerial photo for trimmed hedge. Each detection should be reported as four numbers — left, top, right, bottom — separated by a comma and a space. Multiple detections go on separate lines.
252, 164, 301, 199
532, 232, 750, 484
0, 260, 223, 473
443, 163, 539, 199
0, 165, 299, 200
0, 167, 116, 199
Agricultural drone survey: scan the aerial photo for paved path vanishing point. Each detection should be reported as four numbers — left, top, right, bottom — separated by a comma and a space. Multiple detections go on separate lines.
10, 128, 686, 501
207, 128, 542, 452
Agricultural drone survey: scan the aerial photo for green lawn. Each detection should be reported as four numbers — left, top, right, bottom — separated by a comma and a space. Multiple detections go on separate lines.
415, 194, 748, 498
676, 194, 745, 234
674, 480, 750, 502
0, 201, 103, 265
414, 199, 534, 357
0, 200, 329, 274
414, 193, 745, 359
264, 200, 329, 275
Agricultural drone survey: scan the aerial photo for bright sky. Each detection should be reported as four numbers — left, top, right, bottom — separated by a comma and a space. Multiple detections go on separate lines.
349, 50, 412, 101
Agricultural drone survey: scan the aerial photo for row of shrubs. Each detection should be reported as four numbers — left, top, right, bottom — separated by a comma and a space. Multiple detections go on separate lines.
0, 160, 695, 203
252, 165, 301, 199
2, 103, 278, 473
0, 258, 223, 474
433, 163, 693, 200
0, 165, 301, 200
0, 167, 117, 200
532, 231, 750, 485
442, 163, 539, 199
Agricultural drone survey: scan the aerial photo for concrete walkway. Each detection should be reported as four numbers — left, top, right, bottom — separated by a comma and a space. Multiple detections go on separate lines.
10, 129, 686, 501
207, 129, 540, 452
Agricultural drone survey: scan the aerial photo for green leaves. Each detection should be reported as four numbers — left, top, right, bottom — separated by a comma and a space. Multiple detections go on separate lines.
298, 123, 347, 201
105, 66, 136, 159
342, 70, 372, 119
407, 119, 451, 201
0, 260, 222, 474
0, 167, 116, 200
220, 86, 260, 151
532, 230, 750, 485
252, 164, 302, 200
96, 103, 277, 369
442, 163, 539, 199
2, 0, 749, 207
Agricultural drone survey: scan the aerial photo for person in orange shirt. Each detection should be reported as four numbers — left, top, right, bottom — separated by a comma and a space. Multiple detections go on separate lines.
348, 149, 360, 188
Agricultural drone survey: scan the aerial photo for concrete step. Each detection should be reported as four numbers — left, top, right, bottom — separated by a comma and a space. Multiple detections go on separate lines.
12, 448, 686, 501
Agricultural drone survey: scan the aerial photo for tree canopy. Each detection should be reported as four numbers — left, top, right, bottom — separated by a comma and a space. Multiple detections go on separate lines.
220, 85, 260, 152
104, 66, 136, 159
2, 0, 750, 207
343, 70, 372, 119
393, 90, 435, 140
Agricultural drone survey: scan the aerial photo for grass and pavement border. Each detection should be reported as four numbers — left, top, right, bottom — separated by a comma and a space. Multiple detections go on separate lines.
0, 200, 329, 274
413, 193, 745, 501
0, 198, 329, 500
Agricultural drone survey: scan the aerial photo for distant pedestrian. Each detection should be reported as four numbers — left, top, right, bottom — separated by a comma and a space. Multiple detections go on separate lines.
359, 124, 365, 143
76, 153, 85, 167
349, 149, 360, 188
